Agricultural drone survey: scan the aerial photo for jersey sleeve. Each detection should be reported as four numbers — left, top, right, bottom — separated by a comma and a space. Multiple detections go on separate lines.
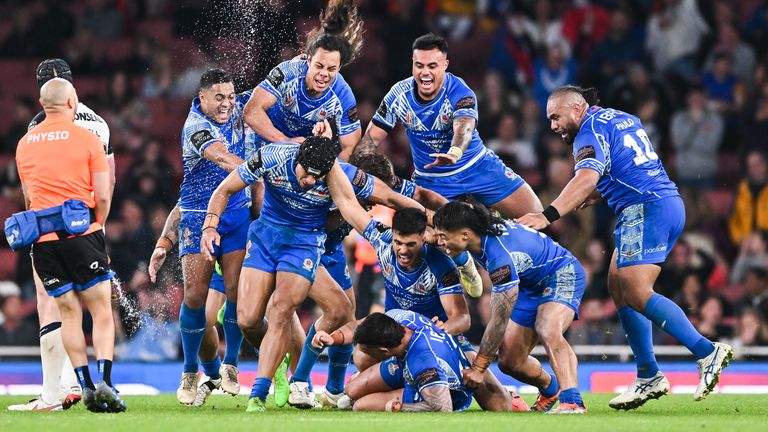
184, 118, 222, 157
573, 117, 608, 175
236, 144, 291, 186
362, 219, 394, 256
334, 79, 361, 136
449, 79, 479, 121
28, 111, 46, 131
486, 237, 520, 294
404, 340, 448, 393
427, 247, 464, 296
341, 162, 375, 200
87, 133, 109, 173
371, 86, 399, 132
393, 177, 417, 199
257, 60, 299, 100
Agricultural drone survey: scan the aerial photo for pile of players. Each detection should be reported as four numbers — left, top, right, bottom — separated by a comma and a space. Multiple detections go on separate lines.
13, 0, 733, 415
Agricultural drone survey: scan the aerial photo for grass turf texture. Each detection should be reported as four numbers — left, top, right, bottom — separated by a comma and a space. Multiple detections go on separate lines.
2, 394, 764, 432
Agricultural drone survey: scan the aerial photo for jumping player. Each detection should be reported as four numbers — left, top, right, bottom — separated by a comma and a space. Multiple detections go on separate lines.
516, 85, 733, 409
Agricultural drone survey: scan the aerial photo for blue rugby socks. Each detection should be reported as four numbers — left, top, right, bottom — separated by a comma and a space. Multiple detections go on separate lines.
326, 344, 353, 395
643, 294, 714, 359
179, 303, 206, 373
222, 300, 244, 366
97, 359, 113, 387
290, 322, 320, 386
559, 387, 584, 407
541, 373, 559, 398
250, 377, 272, 401
201, 357, 222, 381
617, 306, 659, 378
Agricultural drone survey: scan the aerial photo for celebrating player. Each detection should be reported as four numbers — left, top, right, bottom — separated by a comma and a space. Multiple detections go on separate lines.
244, 0, 363, 161
516, 85, 733, 409
354, 33, 542, 219
201, 120, 424, 412
434, 201, 588, 414
173, 69, 252, 405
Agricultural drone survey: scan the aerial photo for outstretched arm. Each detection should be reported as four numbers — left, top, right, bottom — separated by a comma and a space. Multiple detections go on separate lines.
424, 116, 475, 169
149, 205, 180, 283
413, 185, 448, 211
244, 87, 304, 144
327, 162, 375, 236
437, 293, 471, 336
388, 382, 453, 413
516, 168, 600, 230
368, 176, 425, 212
200, 171, 249, 260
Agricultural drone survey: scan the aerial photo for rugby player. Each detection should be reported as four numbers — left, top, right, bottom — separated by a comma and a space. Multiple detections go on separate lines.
15, 78, 124, 412
201, 120, 424, 412
353, 33, 542, 219
8, 58, 115, 412
173, 69, 252, 405
434, 201, 588, 414
516, 85, 733, 409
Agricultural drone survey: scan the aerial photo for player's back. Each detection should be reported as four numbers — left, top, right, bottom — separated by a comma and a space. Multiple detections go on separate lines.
574, 106, 678, 213
477, 221, 576, 289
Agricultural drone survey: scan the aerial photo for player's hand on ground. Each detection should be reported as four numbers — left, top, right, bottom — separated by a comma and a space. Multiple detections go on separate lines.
462, 367, 484, 389
385, 397, 402, 412
200, 228, 220, 262
312, 330, 334, 348
424, 152, 458, 169
431, 316, 446, 331
515, 212, 549, 230
148, 247, 167, 283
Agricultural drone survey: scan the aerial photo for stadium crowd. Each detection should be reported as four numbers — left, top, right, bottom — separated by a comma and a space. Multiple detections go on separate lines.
0, 0, 767, 361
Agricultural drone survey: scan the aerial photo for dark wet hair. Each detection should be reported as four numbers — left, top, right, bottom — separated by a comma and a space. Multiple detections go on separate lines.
350, 151, 395, 188
36, 58, 73, 88
412, 33, 448, 54
199, 68, 232, 91
433, 200, 505, 236
550, 85, 601, 106
353, 313, 405, 348
297, 135, 339, 177
305, 0, 364, 66
392, 208, 427, 236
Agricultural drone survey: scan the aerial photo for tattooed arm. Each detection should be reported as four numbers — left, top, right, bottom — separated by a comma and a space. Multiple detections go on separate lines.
352, 122, 389, 157
423, 116, 476, 169
387, 369, 453, 413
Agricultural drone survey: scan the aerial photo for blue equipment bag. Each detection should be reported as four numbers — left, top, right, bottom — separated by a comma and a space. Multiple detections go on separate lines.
4, 200, 92, 250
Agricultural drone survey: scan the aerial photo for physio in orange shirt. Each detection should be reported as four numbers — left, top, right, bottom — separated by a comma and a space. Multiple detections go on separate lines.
15, 78, 125, 413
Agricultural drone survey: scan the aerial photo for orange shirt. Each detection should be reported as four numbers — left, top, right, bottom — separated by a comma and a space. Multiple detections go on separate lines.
16, 113, 108, 241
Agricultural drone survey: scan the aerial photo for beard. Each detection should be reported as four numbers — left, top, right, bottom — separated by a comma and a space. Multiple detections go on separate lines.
562, 123, 580, 146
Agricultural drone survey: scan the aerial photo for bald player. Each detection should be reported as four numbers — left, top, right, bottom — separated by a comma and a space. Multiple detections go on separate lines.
13, 78, 125, 413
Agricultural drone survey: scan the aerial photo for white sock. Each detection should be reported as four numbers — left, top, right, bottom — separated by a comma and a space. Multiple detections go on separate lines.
60, 350, 79, 393
40, 326, 67, 404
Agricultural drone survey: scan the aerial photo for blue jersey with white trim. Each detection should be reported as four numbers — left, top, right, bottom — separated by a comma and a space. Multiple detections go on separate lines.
385, 309, 472, 401
256, 60, 360, 143
473, 221, 576, 293
572, 106, 679, 214
236, 143, 374, 231
372, 73, 485, 176
364, 221, 463, 321
179, 92, 252, 211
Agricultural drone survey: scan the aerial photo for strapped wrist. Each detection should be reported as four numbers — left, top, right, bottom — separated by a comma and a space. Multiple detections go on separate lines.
155, 235, 174, 251
447, 146, 463, 160
542, 205, 560, 223
472, 353, 494, 373
330, 329, 346, 345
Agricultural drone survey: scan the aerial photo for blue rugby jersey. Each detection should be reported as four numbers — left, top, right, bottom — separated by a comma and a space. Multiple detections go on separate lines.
372, 73, 485, 177
363, 220, 463, 321
179, 91, 252, 212
256, 59, 360, 145
236, 143, 374, 231
385, 309, 473, 406
473, 221, 576, 293
572, 106, 679, 214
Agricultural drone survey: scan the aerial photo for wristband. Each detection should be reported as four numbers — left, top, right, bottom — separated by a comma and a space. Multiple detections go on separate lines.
155, 235, 174, 251
471, 353, 494, 373
447, 146, 463, 160
202, 226, 218, 233
542, 205, 560, 223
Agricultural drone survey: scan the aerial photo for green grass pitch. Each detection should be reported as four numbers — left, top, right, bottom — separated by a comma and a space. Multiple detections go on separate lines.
2, 393, 764, 432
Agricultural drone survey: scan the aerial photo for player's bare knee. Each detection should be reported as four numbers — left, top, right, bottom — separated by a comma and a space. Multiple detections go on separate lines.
535, 320, 564, 347
498, 351, 525, 374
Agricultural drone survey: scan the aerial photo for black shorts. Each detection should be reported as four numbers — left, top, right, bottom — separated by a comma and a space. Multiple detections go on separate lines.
32, 231, 114, 297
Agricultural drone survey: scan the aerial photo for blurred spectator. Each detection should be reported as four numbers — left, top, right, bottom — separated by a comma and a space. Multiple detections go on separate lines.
657, 239, 715, 299
743, 1, 768, 58
487, 113, 537, 171
728, 150, 768, 245
124, 138, 176, 206
381, 0, 432, 85
477, 71, 516, 139
670, 85, 724, 189
487, 9, 535, 88
540, 157, 594, 256
582, 238, 610, 300
739, 266, 768, 320
646, 0, 709, 83
568, 297, 623, 346
739, 79, 768, 151
173, 51, 215, 98
532, 40, 577, 113
142, 50, 175, 97
121, 36, 153, 76
513, 0, 562, 58
77, 0, 124, 39
735, 307, 768, 347
108, 198, 155, 283
101, 71, 136, 112
701, 52, 745, 115
0, 7, 43, 57
704, 21, 756, 87
607, 63, 674, 121
675, 270, 707, 318
432, 0, 476, 40
0, 282, 38, 346
696, 295, 733, 341
2, 97, 36, 155
560, 0, 610, 62
731, 231, 768, 284
584, 6, 645, 94
65, 29, 109, 76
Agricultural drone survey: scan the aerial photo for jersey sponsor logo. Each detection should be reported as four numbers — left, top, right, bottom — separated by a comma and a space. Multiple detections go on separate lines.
441, 269, 460, 287
376, 101, 388, 118
455, 97, 475, 110
247, 150, 263, 172
415, 368, 441, 388
267, 66, 285, 88
347, 106, 359, 123
575, 145, 596, 163
490, 265, 512, 285
190, 130, 214, 150
75, 112, 103, 123
351, 169, 367, 188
